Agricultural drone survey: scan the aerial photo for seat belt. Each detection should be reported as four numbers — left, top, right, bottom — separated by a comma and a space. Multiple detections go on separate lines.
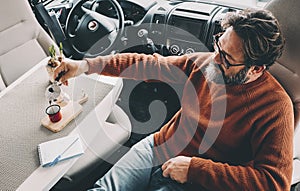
34, 2, 73, 57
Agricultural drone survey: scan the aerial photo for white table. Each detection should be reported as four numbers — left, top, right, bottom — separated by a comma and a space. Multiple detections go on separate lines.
0, 57, 131, 191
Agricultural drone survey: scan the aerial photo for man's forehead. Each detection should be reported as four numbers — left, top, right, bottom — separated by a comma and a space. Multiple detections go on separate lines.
220, 27, 244, 60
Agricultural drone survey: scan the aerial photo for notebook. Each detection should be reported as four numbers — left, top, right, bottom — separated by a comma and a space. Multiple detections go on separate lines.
38, 134, 84, 167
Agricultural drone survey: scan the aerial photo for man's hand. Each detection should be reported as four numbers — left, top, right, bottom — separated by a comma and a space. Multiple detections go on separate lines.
53, 58, 88, 85
161, 156, 192, 184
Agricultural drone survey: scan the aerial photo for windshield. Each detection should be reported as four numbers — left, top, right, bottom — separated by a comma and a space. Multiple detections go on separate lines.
179, 0, 271, 8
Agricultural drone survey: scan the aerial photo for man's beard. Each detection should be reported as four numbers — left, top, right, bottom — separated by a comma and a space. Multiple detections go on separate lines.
204, 61, 250, 85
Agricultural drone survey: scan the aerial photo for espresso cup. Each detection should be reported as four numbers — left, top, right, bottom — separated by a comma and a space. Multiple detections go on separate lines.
46, 104, 62, 123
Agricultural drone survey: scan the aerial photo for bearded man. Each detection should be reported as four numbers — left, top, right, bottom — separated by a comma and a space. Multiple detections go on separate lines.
54, 8, 293, 191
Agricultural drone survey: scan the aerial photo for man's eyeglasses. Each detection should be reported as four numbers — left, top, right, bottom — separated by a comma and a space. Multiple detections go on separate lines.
213, 33, 246, 69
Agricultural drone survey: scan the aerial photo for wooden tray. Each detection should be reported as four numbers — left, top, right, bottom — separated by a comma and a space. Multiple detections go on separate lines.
41, 91, 88, 133
41, 101, 83, 132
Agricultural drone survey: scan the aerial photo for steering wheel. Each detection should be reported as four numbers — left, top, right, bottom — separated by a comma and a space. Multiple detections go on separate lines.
65, 0, 124, 58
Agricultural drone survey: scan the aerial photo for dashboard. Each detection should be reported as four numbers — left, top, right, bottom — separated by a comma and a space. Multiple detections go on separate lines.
44, 0, 240, 56
145, 0, 239, 55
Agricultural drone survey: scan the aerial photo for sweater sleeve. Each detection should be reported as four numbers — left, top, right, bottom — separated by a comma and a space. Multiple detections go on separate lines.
84, 52, 210, 83
187, 99, 294, 191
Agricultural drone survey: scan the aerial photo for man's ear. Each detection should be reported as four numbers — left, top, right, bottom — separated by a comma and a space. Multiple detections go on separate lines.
251, 65, 266, 74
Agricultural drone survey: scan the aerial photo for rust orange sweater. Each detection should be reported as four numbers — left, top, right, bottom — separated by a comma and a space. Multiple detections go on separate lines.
85, 52, 294, 191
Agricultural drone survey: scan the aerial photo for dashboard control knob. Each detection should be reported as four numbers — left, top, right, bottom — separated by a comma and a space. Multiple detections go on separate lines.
169, 44, 180, 55
185, 48, 195, 54
138, 29, 148, 38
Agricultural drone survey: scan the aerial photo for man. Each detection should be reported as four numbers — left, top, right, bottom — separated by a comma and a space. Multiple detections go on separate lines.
54, 8, 293, 191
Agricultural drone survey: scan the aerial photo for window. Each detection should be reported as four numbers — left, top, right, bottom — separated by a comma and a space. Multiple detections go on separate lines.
214, 0, 271, 8
179, 0, 272, 8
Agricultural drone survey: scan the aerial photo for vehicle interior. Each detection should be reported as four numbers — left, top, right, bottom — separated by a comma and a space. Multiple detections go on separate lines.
0, 0, 299, 190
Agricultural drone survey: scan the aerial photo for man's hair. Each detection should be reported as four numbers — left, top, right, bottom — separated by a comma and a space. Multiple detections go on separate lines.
221, 9, 285, 68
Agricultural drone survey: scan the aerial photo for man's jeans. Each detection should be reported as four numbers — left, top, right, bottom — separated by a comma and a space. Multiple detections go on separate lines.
87, 134, 190, 191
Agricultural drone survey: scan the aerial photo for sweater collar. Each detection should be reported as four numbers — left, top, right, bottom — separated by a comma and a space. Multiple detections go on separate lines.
225, 71, 269, 92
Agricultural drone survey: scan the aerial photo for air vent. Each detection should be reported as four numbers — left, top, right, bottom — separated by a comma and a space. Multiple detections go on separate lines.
175, 8, 210, 16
